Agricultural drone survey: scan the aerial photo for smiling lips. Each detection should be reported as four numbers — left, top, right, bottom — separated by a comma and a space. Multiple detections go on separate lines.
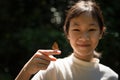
77, 43, 91, 47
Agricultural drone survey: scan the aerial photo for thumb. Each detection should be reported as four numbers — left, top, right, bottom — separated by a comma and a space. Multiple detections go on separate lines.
49, 55, 57, 61
49, 50, 61, 61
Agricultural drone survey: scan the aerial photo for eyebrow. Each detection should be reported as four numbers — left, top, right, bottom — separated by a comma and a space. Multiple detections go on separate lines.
72, 22, 80, 26
72, 22, 97, 26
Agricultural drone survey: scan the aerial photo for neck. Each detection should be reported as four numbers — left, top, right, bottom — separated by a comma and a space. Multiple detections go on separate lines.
73, 52, 94, 62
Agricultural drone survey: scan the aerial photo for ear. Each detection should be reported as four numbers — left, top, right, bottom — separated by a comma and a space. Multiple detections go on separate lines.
67, 34, 70, 40
66, 32, 71, 41
99, 27, 106, 39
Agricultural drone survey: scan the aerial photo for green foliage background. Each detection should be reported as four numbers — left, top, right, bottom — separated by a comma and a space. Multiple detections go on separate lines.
0, 0, 120, 79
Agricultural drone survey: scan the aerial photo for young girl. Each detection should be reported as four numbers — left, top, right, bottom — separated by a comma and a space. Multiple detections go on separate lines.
15, 0, 118, 80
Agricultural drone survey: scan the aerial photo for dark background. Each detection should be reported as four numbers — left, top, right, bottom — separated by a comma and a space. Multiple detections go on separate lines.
0, 0, 120, 79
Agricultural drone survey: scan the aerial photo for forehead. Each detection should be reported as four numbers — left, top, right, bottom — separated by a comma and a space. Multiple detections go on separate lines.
70, 13, 98, 25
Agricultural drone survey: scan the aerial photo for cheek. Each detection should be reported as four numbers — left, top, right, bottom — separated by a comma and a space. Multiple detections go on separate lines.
67, 32, 78, 41
91, 34, 101, 46
67, 33, 77, 47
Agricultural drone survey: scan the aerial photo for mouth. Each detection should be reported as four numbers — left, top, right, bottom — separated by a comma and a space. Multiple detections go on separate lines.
76, 43, 91, 47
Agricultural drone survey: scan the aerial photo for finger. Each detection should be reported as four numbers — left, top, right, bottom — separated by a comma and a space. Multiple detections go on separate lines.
34, 58, 51, 70
34, 58, 50, 65
34, 53, 57, 61
48, 55, 57, 61
32, 52, 56, 61
37, 63, 49, 70
38, 50, 61, 55
34, 50, 61, 61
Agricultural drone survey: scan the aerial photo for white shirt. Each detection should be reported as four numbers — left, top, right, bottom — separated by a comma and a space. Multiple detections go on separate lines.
31, 54, 118, 80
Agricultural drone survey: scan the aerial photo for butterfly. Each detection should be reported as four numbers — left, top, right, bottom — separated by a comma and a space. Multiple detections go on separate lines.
52, 42, 59, 50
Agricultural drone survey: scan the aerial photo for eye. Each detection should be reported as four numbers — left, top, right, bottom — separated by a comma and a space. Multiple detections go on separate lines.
89, 28, 97, 31
73, 29, 80, 31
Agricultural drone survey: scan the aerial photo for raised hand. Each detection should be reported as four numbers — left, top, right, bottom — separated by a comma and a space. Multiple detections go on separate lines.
15, 49, 61, 80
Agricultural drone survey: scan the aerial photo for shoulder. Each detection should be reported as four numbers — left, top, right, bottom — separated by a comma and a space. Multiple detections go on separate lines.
99, 63, 118, 79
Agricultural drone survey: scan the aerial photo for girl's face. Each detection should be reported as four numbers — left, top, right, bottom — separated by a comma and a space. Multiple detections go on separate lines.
67, 13, 104, 61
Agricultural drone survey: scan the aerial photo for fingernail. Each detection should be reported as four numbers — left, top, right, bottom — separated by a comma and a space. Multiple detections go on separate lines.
55, 50, 61, 53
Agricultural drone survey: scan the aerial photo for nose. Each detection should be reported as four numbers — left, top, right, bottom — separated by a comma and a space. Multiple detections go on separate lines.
78, 32, 90, 41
